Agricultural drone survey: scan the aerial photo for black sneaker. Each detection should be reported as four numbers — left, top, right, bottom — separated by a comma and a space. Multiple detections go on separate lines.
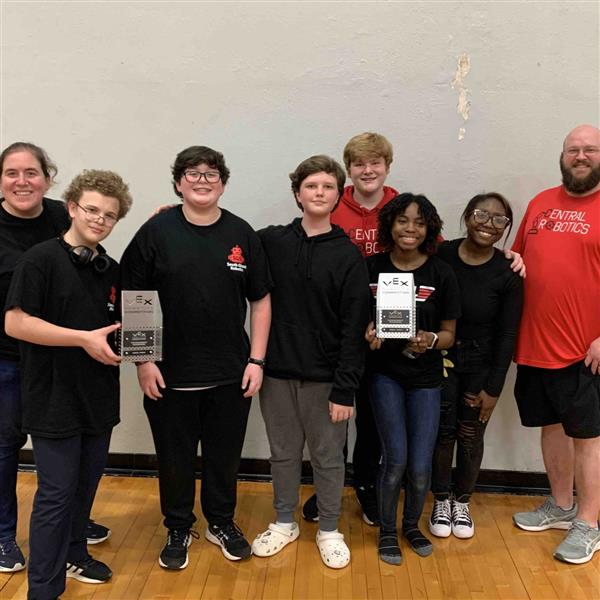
0, 539, 26, 572
86, 519, 111, 545
302, 493, 319, 522
159, 529, 198, 570
356, 485, 379, 526
205, 522, 251, 561
66, 555, 112, 583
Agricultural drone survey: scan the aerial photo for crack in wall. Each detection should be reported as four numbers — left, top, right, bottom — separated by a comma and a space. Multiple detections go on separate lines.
451, 53, 471, 141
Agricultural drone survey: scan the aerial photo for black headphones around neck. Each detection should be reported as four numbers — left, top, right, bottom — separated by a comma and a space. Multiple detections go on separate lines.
59, 238, 111, 274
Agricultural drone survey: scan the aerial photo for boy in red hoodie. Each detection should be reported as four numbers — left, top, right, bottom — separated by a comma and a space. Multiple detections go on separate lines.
304, 132, 396, 525
332, 132, 397, 257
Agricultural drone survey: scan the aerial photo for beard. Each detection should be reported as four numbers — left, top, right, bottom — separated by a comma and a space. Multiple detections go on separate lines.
560, 156, 600, 194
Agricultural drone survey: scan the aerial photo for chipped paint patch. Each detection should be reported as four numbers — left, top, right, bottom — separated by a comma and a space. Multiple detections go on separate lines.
451, 53, 471, 140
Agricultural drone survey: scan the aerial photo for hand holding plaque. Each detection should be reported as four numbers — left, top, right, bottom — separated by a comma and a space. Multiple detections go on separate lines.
375, 273, 416, 339
118, 291, 163, 362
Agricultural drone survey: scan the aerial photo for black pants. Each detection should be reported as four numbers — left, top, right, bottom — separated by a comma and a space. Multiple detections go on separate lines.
431, 341, 491, 503
28, 431, 111, 600
352, 376, 381, 488
144, 384, 251, 530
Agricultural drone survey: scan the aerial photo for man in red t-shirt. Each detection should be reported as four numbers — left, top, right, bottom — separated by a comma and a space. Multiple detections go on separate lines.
512, 125, 600, 564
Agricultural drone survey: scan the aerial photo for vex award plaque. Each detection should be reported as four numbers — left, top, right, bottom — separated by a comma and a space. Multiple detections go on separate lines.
119, 291, 163, 362
375, 273, 416, 339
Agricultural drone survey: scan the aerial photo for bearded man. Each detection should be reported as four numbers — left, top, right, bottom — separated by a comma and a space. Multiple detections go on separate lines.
511, 124, 600, 564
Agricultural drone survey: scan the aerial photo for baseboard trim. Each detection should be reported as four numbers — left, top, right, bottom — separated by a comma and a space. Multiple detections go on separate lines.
18, 450, 551, 496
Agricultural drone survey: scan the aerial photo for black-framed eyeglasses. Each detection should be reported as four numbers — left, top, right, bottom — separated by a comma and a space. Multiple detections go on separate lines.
74, 203, 118, 227
471, 209, 510, 229
183, 170, 221, 184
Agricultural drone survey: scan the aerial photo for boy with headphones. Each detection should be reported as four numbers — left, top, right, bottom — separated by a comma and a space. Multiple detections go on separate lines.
4, 170, 132, 600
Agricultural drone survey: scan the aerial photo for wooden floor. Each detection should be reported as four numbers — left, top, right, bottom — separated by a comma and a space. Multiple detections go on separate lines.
1, 473, 599, 599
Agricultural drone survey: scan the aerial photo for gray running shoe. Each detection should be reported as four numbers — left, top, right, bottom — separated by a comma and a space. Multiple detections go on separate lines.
513, 497, 577, 531
553, 519, 600, 564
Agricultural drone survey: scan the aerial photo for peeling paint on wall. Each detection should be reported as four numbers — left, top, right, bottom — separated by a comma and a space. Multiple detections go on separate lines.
451, 53, 471, 140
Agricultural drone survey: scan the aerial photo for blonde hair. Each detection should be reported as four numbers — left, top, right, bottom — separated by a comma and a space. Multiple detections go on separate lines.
343, 132, 393, 171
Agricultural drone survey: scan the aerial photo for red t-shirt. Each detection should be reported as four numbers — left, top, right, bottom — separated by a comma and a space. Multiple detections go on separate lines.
512, 185, 600, 368
331, 186, 398, 257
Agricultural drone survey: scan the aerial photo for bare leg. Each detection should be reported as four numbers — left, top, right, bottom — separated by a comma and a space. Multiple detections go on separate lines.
541, 424, 574, 509
573, 436, 600, 527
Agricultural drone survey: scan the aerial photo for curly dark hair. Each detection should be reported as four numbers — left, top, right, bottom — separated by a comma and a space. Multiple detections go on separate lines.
171, 146, 230, 198
377, 193, 442, 255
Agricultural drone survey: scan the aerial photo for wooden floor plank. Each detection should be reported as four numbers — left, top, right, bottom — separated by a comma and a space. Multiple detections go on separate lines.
3, 472, 599, 599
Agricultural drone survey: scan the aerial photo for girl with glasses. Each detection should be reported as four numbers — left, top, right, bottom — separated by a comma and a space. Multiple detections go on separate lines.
429, 192, 523, 540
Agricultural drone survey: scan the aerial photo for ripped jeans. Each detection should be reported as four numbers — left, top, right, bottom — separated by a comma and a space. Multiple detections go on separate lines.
370, 373, 441, 532
431, 341, 491, 502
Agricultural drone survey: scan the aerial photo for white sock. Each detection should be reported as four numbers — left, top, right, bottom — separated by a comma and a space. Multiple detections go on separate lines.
276, 521, 296, 530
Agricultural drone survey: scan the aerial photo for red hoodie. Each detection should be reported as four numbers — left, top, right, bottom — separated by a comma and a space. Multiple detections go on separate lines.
331, 185, 398, 257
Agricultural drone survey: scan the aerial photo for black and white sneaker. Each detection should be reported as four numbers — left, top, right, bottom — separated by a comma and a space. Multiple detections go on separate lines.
206, 522, 251, 561
86, 519, 111, 545
429, 498, 452, 538
66, 555, 112, 583
302, 493, 319, 522
0, 539, 26, 572
451, 499, 474, 538
159, 529, 198, 570
356, 485, 379, 526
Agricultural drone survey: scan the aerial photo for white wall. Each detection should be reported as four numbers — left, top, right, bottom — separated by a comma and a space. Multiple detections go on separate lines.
2, 1, 598, 471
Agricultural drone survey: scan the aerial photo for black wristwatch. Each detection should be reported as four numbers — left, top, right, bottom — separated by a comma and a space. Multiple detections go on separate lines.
248, 357, 266, 368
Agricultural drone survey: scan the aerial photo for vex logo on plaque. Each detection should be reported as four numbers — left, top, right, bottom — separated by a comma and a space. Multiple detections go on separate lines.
375, 273, 416, 339
118, 290, 163, 362
227, 245, 247, 272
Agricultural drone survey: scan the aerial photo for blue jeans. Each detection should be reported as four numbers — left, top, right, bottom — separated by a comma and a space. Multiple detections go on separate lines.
0, 359, 26, 542
370, 373, 441, 532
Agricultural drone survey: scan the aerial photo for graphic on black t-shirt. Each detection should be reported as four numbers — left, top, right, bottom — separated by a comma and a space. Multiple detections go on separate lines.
227, 244, 247, 271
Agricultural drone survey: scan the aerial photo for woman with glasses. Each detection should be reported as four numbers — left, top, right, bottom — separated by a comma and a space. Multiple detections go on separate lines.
429, 192, 523, 540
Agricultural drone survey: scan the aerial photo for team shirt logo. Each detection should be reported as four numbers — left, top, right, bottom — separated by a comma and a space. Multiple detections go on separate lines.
227, 245, 247, 272
528, 208, 591, 236
107, 285, 117, 313
416, 286, 435, 302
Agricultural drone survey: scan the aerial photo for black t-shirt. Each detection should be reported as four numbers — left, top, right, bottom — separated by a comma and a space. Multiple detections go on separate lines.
5, 238, 120, 438
120, 207, 273, 387
0, 198, 69, 361
366, 252, 461, 388
437, 239, 523, 396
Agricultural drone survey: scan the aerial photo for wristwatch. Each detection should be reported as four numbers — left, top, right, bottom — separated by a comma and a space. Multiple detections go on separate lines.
427, 332, 439, 350
248, 357, 266, 368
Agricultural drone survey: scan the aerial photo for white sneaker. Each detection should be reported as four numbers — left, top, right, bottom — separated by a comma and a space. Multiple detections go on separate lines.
429, 498, 452, 538
452, 499, 474, 538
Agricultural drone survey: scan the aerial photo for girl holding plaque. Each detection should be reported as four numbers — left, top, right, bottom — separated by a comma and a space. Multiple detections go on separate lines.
365, 193, 460, 565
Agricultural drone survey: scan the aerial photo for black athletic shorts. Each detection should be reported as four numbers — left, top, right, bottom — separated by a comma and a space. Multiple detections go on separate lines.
514, 361, 600, 439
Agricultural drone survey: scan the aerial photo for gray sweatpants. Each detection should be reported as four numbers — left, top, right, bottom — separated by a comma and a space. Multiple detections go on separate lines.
260, 376, 348, 531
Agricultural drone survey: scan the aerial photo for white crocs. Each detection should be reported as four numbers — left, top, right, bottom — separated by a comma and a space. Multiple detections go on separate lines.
315, 530, 350, 569
251, 522, 299, 557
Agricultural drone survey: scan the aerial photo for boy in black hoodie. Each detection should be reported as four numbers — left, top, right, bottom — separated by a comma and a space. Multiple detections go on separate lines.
252, 156, 370, 569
